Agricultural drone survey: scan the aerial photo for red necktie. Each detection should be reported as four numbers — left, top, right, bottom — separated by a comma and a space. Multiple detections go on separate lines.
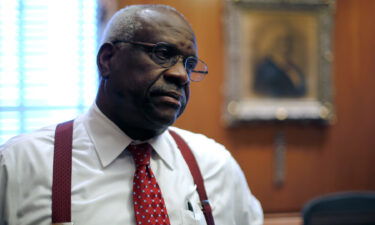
128, 143, 171, 225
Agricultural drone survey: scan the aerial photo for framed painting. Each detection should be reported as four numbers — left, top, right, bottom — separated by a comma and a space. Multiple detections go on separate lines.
223, 0, 335, 126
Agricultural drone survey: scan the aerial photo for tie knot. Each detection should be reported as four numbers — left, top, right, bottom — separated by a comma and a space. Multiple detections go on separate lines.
127, 143, 152, 166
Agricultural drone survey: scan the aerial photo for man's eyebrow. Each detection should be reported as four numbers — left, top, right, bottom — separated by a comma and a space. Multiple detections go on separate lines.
161, 42, 184, 55
155, 41, 196, 57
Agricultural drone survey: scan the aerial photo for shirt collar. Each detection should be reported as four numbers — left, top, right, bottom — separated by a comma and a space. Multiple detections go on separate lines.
82, 103, 175, 170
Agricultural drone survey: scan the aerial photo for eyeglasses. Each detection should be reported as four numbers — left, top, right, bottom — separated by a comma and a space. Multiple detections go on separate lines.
112, 40, 208, 82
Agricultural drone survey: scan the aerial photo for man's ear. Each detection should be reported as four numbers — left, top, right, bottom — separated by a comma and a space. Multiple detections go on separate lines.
97, 43, 116, 79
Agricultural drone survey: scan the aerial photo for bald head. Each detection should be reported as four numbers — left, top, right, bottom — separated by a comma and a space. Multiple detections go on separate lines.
101, 4, 193, 44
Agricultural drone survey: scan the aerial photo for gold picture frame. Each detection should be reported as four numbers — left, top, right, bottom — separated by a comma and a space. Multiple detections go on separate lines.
223, 0, 335, 125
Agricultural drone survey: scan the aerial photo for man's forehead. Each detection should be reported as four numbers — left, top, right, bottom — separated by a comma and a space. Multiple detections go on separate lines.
133, 8, 197, 53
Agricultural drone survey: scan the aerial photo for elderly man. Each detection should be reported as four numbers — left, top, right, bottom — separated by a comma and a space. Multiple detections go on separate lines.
0, 4, 263, 225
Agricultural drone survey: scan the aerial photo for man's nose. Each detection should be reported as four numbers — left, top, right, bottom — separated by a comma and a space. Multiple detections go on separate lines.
163, 59, 190, 85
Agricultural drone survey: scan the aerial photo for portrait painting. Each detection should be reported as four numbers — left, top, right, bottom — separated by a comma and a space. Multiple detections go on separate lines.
250, 15, 315, 99
223, 0, 335, 125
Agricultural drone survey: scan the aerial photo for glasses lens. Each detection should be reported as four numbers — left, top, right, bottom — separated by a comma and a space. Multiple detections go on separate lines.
184, 57, 198, 71
152, 43, 178, 67
186, 57, 208, 82
150, 42, 208, 82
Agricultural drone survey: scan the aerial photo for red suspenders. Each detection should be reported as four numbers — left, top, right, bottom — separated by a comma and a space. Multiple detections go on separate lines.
169, 130, 215, 225
52, 120, 215, 225
52, 120, 74, 224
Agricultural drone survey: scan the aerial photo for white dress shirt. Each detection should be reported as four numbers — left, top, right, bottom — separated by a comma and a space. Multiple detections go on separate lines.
0, 104, 263, 225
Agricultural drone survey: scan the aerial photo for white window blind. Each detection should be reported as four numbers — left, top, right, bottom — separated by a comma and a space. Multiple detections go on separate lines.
0, 0, 98, 144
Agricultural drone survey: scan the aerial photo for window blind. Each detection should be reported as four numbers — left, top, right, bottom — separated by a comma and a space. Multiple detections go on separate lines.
0, 0, 98, 144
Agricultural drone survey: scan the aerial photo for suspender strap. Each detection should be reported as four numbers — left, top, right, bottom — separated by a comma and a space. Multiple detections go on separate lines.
52, 121, 215, 225
52, 120, 74, 224
169, 130, 216, 225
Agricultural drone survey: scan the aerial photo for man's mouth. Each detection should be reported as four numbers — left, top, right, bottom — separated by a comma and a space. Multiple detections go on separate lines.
150, 90, 182, 107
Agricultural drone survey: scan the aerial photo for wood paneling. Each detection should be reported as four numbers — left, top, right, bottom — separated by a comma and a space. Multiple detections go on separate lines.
117, 0, 375, 212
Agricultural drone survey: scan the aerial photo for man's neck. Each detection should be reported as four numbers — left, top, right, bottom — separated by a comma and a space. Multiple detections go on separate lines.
95, 92, 170, 141
120, 124, 167, 141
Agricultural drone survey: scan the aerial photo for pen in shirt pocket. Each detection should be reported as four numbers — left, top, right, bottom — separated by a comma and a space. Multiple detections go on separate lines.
187, 201, 194, 212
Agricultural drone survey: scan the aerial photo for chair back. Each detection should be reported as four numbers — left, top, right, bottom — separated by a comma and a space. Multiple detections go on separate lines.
302, 192, 375, 225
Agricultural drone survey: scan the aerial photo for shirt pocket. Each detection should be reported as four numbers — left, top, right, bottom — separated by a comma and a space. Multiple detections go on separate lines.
180, 205, 206, 225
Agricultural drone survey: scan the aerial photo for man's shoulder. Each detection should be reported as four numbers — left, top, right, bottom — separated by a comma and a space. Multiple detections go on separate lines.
169, 127, 228, 151
0, 124, 57, 159
168, 127, 233, 166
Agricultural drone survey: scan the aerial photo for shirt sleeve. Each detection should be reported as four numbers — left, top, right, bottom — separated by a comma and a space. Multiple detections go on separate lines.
0, 150, 8, 225
229, 157, 263, 225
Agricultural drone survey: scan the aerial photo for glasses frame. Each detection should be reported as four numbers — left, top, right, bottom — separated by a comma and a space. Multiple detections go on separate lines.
112, 40, 208, 82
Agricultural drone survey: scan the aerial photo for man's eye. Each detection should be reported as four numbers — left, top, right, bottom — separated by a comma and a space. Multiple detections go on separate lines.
154, 46, 174, 60
185, 57, 198, 71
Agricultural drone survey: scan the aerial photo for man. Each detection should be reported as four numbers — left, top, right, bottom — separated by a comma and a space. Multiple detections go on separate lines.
0, 4, 263, 225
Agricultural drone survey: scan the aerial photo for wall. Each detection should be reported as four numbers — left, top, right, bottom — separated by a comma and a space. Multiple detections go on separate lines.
117, 0, 375, 212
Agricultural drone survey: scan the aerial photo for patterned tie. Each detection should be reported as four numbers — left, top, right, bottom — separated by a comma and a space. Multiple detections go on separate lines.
127, 143, 171, 225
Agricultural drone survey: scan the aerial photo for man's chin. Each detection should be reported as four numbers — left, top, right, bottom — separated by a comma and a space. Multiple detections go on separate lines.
146, 107, 181, 128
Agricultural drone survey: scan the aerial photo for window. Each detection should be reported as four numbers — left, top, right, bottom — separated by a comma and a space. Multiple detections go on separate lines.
0, 0, 98, 144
